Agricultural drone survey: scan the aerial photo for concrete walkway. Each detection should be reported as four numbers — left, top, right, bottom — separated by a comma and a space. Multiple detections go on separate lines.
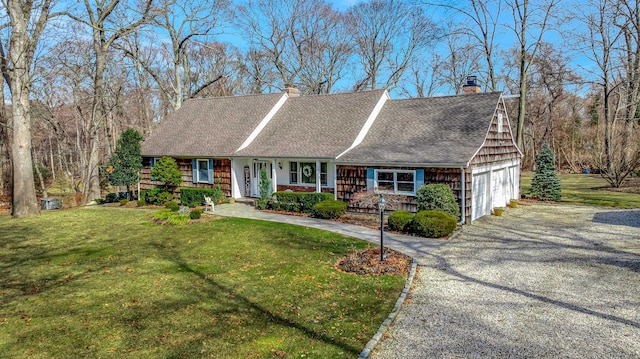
214, 203, 448, 261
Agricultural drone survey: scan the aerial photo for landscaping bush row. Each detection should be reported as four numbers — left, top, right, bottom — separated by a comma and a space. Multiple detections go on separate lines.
388, 209, 457, 238
180, 187, 224, 207
268, 192, 334, 214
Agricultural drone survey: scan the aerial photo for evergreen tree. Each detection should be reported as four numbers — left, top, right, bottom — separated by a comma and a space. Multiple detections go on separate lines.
529, 143, 561, 201
106, 128, 143, 197
150, 156, 183, 191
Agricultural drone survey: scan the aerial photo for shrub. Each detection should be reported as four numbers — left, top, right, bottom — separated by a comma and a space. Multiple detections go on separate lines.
105, 193, 118, 203
137, 199, 146, 207
312, 200, 347, 219
180, 187, 224, 207
413, 210, 457, 238
119, 199, 129, 206
388, 210, 414, 232
164, 201, 180, 212
190, 209, 203, 219
269, 192, 334, 213
146, 187, 173, 205
416, 184, 460, 219
166, 214, 191, 225
529, 143, 561, 201
94, 198, 103, 205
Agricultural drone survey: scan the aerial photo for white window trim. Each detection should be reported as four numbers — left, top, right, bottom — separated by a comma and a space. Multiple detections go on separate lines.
195, 158, 210, 183
374, 169, 417, 195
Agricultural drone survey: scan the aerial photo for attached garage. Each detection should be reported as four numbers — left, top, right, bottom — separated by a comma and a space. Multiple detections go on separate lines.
472, 171, 490, 221
471, 160, 521, 221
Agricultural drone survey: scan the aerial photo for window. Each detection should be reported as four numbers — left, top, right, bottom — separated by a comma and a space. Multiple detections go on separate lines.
375, 170, 416, 194
150, 157, 160, 168
289, 162, 298, 184
497, 113, 503, 132
196, 159, 210, 183
289, 162, 329, 186
300, 162, 316, 184
320, 162, 327, 186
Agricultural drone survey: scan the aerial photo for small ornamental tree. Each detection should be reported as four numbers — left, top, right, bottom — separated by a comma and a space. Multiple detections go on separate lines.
529, 143, 561, 201
150, 156, 183, 192
256, 168, 272, 210
106, 128, 143, 198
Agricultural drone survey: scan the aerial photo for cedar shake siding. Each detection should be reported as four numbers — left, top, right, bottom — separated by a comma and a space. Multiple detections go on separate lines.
141, 157, 232, 197
469, 100, 520, 167
337, 165, 464, 216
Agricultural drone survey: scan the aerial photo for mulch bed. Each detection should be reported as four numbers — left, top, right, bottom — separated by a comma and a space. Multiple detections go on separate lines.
335, 247, 413, 276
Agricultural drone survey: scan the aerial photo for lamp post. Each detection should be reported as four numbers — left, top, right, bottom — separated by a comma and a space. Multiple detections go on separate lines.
378, 194, 386, 261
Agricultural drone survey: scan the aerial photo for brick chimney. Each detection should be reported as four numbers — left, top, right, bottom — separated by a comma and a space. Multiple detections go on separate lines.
283, 83, 300, 98
462, 76, 481, 94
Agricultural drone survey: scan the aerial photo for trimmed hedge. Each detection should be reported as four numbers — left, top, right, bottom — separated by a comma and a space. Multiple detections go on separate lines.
388, 210, 414, 232
312, 200, 347, 219
179, 188, 224, 207
413, 210, 457, 238
269, 192, 334, 214
416, 184, 460, 219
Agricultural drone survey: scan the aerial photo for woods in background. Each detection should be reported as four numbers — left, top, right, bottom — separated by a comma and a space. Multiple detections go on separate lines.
0, 0, 639, 217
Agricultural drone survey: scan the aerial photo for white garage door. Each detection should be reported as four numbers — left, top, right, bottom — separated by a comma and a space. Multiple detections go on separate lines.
491, 168, 507, 208
472, 172, 490, 221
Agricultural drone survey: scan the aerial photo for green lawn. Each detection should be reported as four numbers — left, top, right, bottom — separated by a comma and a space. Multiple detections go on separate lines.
521, 173, 640, 208
0, 208, 405, 358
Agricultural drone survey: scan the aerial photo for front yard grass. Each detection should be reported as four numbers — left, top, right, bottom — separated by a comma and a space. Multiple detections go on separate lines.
521, 173, 640, 208
0, 208, 405, 358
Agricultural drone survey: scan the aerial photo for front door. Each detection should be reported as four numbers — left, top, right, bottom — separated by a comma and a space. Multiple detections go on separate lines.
252, 161, 271, 197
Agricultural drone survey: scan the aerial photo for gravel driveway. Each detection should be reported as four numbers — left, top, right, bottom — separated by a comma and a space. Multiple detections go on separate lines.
371, 204, 640, 358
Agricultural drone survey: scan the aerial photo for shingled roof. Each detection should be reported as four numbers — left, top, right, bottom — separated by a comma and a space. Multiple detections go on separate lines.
141, 93, 285, 157
234, 89, 387, 158
336, 92, 503, 165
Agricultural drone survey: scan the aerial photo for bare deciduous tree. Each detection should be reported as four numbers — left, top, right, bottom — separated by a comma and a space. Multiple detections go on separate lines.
64, 0, 155, 202
506, 0, 559, 151
1, 0, 59, 217
347, 0, 439, 91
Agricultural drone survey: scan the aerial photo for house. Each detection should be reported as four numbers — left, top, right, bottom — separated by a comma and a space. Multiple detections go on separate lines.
141, 82, 522, 223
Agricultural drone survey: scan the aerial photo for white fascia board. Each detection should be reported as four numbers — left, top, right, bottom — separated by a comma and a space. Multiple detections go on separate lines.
335, 90, 389, 160
236, 93, 289, 152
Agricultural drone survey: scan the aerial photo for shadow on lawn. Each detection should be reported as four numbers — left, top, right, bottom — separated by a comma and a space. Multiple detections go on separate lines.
152, 241, 362, 356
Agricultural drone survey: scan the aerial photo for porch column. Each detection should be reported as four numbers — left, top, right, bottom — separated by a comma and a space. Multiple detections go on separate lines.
316, 160, 321, 193
230, 159, 237, 198
272, 159, 277, 194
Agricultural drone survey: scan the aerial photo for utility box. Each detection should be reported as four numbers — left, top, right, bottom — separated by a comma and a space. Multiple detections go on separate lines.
41, 197, 62, 210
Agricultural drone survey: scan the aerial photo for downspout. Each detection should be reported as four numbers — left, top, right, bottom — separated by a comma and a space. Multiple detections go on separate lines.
460, 167, 466, 224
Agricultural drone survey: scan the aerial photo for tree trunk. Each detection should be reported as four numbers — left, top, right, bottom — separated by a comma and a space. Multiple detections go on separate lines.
83, 45, 106, 202
8, 0, 39, 217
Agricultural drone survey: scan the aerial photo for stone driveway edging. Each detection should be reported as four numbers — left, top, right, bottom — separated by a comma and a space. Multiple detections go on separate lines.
358, 258, 417, 359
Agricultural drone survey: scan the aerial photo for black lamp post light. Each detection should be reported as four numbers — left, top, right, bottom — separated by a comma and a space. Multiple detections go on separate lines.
378, 193, 386, 262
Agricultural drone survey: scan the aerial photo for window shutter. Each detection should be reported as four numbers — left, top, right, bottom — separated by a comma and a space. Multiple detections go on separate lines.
416, 169, 425, 189
366, 168, 375, 189
208, 159, 214, 184
150, 158, 155, 168
192, 159, 198, 183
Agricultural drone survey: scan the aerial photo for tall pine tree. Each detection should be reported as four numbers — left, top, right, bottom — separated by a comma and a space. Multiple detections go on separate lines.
106, 128, 143, 197
529, 143, 561, 201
